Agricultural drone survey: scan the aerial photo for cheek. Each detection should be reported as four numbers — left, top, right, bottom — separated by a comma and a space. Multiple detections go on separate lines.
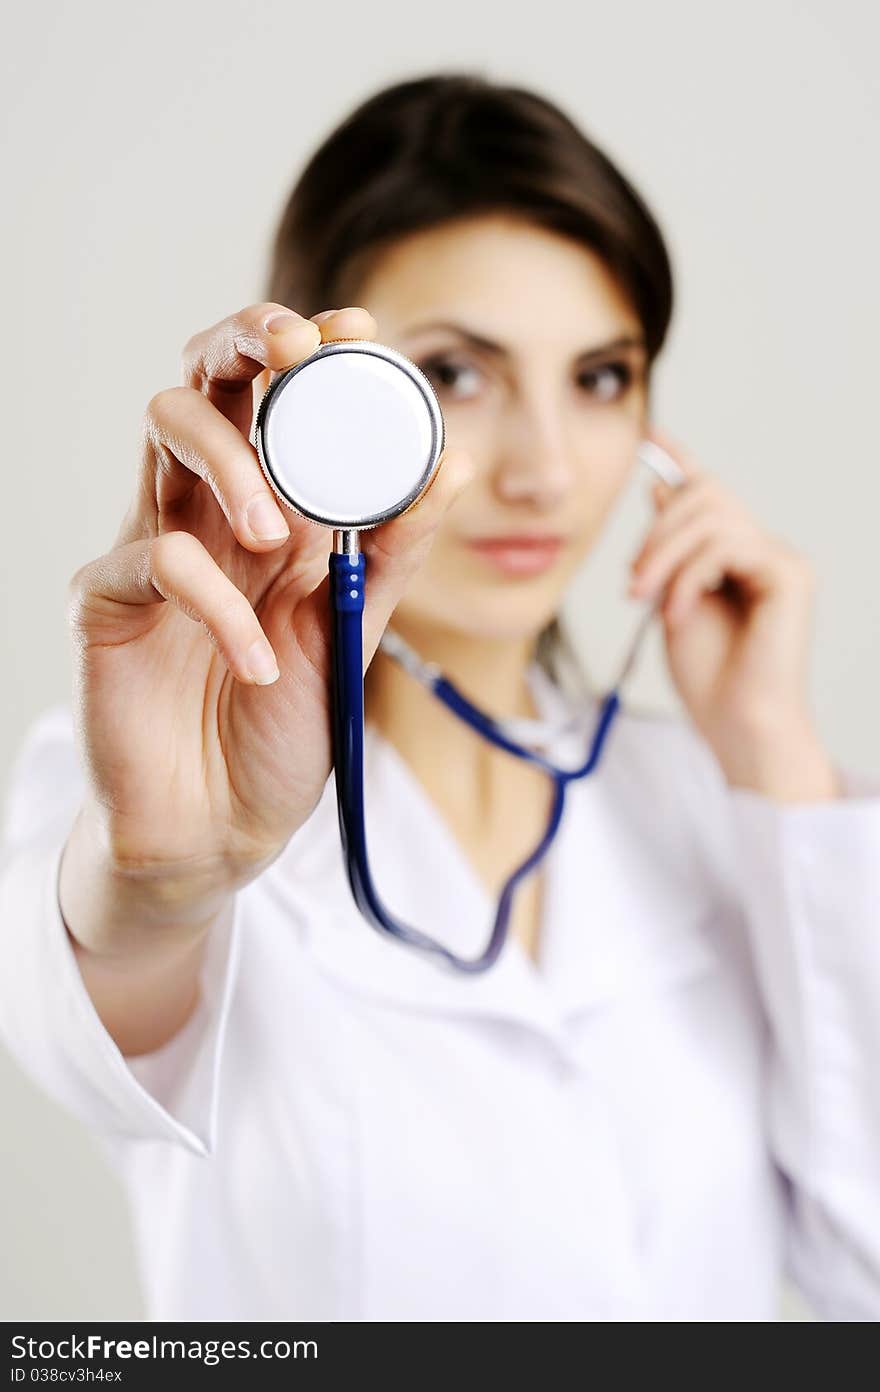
581, 403, 644, 460
571, 414, 643, 519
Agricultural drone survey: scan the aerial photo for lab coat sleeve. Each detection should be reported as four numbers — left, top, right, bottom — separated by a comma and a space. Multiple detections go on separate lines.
0, 704, 242, 1158
723, 763, 880, 1320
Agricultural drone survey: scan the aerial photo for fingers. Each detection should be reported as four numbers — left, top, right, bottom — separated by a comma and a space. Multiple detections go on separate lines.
630, 488, 758, 619
630, 487, 727, 597
631, 432, 746, 619
69, 532, 280, 686
660, 539, 744, 626
308, 307, 377, 341
143, 385, 293, 551
182, 303, 378, 435
643, 425, 702, 487
183, 303, 318, 443
634, 477, 719, 565
660, 536, 815, 627
629, 451, 796, 627
636, 513, 756, 627
250, 307, 380, 418
130, 303, 381, 551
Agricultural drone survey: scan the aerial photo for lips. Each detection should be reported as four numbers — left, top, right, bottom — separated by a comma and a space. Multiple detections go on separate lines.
466, 535, 565, 577
469, 535, 565, 546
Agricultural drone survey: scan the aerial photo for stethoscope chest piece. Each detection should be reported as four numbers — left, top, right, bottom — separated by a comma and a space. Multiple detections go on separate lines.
254, 338, 445, 531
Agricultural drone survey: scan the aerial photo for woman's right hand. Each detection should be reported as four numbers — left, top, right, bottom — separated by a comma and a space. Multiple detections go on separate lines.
63, 303, 473, 951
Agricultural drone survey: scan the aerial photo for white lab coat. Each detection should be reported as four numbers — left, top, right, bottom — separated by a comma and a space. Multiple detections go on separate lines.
1, 662, 880, 1322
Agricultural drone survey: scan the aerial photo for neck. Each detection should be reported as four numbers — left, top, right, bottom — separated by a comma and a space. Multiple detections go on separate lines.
363, 620, 561, 934
364, 617, 542, 795
366, 616, 540, 723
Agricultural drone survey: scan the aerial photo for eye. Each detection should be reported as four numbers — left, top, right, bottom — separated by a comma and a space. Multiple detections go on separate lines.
417, 354, 483, 401
576, 361, 634, 403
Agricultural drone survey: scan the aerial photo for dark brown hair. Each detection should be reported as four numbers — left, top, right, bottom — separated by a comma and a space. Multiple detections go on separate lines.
263, 72, 675, 698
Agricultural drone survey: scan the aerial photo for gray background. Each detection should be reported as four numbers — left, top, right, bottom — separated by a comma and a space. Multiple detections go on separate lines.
1, 0, 876, 1320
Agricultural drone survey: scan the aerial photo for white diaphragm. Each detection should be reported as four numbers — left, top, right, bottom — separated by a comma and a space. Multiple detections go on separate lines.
254, 338, 445, 531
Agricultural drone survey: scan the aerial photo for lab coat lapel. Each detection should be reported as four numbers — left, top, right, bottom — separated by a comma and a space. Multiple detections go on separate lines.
269, 661, 718, 1040
535, 703, 722, 1020
271, 662, 586, 1045
293, 733, 566, 1044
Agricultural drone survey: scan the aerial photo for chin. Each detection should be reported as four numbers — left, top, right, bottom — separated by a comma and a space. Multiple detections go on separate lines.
410, 596, 560, 645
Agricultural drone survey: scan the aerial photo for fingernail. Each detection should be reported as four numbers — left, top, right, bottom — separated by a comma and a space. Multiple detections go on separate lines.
311, 309, 340, 323
264, 311, 303, 334
246, 637, 280, 685
247, 494, 290, 542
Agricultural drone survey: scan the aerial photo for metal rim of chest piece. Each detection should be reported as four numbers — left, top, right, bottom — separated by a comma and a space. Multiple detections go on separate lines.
254, 337, 446, 557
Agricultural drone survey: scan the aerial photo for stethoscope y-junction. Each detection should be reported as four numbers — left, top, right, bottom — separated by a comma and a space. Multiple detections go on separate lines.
255, 339, 684, 972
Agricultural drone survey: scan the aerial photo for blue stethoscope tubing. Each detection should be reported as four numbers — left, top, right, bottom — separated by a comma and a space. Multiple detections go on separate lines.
329, 544, 622, 974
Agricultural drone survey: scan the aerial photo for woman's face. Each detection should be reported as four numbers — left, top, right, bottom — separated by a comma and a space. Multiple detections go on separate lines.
355, 213, 650, 642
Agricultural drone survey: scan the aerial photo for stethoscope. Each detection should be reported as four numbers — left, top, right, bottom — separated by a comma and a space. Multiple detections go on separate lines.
255, 338, 685, 973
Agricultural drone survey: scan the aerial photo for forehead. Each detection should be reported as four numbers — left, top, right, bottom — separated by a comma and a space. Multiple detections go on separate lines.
354, 213, 641, 347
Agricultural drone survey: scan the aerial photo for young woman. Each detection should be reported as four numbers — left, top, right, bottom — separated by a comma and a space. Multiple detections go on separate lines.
1, 73, 879, 1323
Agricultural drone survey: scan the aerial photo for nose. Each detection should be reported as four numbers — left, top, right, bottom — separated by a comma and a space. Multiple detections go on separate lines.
490, 394, 576, 508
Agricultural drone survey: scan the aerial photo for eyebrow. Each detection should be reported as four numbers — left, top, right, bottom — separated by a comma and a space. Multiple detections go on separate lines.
399, 319, 647, 363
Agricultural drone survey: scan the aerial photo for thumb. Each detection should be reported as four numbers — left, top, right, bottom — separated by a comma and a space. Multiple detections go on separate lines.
358, 444, 474, 659
361, 444, 474, 585
370, 445, 474, 554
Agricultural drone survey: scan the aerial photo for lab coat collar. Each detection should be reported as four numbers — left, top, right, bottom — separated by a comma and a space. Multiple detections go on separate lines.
267, 661, 717, 1052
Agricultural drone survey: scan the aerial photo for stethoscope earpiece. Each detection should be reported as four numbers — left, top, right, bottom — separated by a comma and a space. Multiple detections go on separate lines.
636, 438, 688, 490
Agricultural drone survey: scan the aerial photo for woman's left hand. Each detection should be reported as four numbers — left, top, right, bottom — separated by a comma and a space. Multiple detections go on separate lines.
629, 426, 840, 802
